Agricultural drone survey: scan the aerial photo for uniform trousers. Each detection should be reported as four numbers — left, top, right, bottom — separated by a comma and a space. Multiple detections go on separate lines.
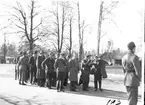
126, 86, 138, 105
56, 72, 65, 91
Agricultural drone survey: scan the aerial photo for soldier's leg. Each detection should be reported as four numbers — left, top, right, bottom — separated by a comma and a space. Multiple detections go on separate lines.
60, 72, 65, 91
19, 69, 22, 84
126, 86, 138, 105
99, 80, 102, 91
56, 72, 60, 92
94, 80, 98, 90
30, 70, 33, 84
70, 81, 74, 91
15, 65, 17, 80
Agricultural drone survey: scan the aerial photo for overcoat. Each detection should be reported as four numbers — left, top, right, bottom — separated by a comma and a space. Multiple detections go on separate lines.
36, 55, 45, 79
68, 58, 79, 82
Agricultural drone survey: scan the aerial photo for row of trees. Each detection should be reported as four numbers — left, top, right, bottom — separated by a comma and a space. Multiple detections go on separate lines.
3, 0, 119, 62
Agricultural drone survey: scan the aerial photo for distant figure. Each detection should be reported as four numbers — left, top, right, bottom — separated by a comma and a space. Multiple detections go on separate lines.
81, 55, 92, 91
99, 56, 112, 78
91, 56, 103, 91
122, 42, 141, 105
36, 51, 45, 87
42, 52, 55, 89
29, 51, 38, 84
17, 51, 29, 85
64, 54, 69, 86
54, 53, 67, 92
15, 52, 22, 80
68, 53, 79, 91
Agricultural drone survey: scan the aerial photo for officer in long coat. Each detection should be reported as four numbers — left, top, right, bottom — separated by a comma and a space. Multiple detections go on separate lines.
68, 53, 79, 91
41, 53, 55, 89
36, 51, 45, 87
91, 56, 103, 91
29, 51, 37, 84
122, 42, 141, 105
15, 52, 22, 80
81, 55, 92, 91
64, 54, 69, 86
17, 51, 29, 85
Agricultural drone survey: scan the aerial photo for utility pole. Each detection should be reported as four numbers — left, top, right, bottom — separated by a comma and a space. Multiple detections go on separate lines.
97, 1, 104, 56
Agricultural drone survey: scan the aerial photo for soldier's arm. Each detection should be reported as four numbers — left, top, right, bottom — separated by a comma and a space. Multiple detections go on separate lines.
54, 59, 58, 69
36, 56, 39, 68
41, 58, 47, 69
122, 57, 126, 73
132, 56, 141, 81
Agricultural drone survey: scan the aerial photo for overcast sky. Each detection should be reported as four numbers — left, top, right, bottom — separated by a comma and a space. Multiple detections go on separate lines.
0, 0, 144, 55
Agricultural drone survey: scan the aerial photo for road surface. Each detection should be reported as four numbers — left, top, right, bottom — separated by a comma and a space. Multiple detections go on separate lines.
0, 64, 143, 105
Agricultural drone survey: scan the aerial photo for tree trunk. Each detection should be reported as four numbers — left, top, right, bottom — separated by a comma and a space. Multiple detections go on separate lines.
77, 2, 82, 63
97, 1, 104, 56
69, 17, 72, 58
29, 41, 33, 54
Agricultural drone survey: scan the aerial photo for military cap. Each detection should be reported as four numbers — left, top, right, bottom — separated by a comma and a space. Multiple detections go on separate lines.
127, 41, 136, 50
23, 51, 27, 55
34, 51, 38, 54
86, 54, 91, 58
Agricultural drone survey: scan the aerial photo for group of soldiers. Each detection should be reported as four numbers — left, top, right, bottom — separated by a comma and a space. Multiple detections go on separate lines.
15, 50, 111, 92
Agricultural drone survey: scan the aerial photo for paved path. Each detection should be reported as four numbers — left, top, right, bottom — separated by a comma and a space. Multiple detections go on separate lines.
0, 64, 143, 105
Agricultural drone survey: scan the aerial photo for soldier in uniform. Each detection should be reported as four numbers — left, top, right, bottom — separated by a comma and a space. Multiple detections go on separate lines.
81, 55, 92, 91
41, 52, 55, 89
91, 56, 103, 91
17, 51, 29, 85
15, 52, 22, 80
36, 51, 45, 87
122, 42, 141, 105
68, 53, 79, 91
54, 53, 66, 92
64, 54, 69, 86
29, 51, 38, 85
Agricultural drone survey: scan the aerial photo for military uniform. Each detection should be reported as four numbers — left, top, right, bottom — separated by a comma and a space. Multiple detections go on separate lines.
64, 57, 69, 86
42, 57, 55, 88
91, 60, 102, 91
54, 57, 66, 92
18, 55, 29, 85
99, 59, 108, 78
122, 51, 141, 105
81, 59, 92, 91
29, 54, 37, 84
36, 54, 45, 86
68, 58, 79, 91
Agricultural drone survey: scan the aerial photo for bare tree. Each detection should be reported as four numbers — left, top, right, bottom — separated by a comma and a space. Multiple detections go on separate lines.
10, 0, 46, 53
49, 1, 71, 56
97, 1, 119, 56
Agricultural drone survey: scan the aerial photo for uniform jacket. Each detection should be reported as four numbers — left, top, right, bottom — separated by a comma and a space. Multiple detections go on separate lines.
99, 59, 108, 78
18, 56, 29, 71
122, 52, 141, 87
36, 55, 45, 79
68, 58, 79, 81
42, 57, 55, 72
54, 58, 66, 72
81, 59, 92, 82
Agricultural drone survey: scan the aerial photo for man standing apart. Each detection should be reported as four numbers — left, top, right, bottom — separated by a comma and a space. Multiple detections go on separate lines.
42, 52, 55, 89
54, 53, 66, 92
122, 42, 141, 105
